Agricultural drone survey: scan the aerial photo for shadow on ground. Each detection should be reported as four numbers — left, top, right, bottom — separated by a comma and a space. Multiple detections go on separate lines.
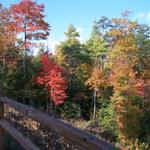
5, 133, 24, 150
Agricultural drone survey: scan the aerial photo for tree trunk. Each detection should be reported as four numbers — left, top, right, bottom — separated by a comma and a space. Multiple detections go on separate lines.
93, 90, 97, 121
23, 48, 26, 73
46, 94, 49, 113
23, 19, 27, 73
2, 52, 5, 73
23, 31, 26, 73
50, 101, 53, 115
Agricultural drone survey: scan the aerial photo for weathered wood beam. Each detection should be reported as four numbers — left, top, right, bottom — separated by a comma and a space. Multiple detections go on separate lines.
0, 96, 117, 150
0, 119, 40, 150
0, 101, 4, 150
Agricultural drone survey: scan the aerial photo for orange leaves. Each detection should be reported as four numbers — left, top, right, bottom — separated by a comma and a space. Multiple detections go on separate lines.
107, 18, 139, 79
85, 65, 107, 91
135, 80, 144, 97
109, 56, 144, 144
110, 55, 144, 98
108, 29, 123, 37
111, 84, 143, 144
107, 18, 145, 144
11, 0, 44, 17
111, 18, 137, 33
9, 0, 50, 48
0, 5, 16, 51
108, 18, 138, 53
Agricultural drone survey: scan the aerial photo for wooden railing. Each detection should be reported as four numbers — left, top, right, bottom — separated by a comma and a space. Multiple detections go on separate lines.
0, 96, 117, 150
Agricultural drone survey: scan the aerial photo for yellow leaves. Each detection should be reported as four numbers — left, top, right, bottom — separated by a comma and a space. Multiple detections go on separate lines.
107, 18, 139, 70
111, 90, 143, 144
107, 34, 138, 69
0, 31, 16, 53
109, 48, 144, 144
110, 57, 142, 98
112, 35, 137, 53
111, 67, 143, 144
116, 35, 137, 52
77, 63, 91, 82
108, 23, 144, 137
56, 47, 66, 66
111, 18, 137, 32
112, 18, 128, 26
108, 29, 122, 37
128, 22, 137, 30
142, 66, 150, 80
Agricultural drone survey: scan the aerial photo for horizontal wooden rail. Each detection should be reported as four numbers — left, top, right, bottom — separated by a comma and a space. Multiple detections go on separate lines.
0, 120, 40, 150
0, 96, 118, 150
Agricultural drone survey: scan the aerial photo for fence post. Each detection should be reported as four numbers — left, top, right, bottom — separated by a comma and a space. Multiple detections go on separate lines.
0, 86, 4, 150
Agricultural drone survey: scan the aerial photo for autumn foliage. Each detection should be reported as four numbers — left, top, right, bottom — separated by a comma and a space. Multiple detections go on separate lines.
86, 65, 107, 91
107, 19, 145, 144
9, 0, 49, 48
109, 57, 144, 142
0, 0, 150, 148
36, 52, 67, 105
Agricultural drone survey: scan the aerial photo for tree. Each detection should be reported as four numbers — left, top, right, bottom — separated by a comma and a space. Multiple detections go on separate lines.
85, 22, 109, 120
109, 56, 144, 144
0, 4, 17, 73
36, 52, 67, 112
56, 24, 80, 67
86, 65, 107, 120
96, 16, 112, 36
106, 17, 144, 144
56, 24, 92, 118
56, 24, 87, 95
9, 0, 50, 72
86, 33, 108, 65
135, 24, 150, 144
90, 23, 100, 39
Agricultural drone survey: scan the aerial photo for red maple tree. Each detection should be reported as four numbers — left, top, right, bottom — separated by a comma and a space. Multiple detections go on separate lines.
9, 0, 50, 71
36, 52, 67, 105
9, 0, 49, 44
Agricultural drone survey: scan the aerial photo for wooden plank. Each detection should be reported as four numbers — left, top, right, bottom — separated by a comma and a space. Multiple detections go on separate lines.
0, 86, 4, 150
0, 96, 118, 150
0, 119, 40, 150
0, 101, 4, 150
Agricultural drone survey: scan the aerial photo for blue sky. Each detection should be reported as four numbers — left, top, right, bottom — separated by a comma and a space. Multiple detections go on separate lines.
2, 0, 150, 52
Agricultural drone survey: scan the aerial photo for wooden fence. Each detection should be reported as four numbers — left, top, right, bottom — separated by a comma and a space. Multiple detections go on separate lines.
0, 96, 117, 150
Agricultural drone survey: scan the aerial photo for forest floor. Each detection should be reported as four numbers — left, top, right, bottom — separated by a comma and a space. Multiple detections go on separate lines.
3, 105, 104, 150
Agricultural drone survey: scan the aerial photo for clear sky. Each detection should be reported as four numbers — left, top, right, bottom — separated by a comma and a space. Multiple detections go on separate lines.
2, 0, 150, 52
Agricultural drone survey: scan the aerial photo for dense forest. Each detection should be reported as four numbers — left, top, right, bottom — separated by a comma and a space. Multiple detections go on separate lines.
0, 0, 150, 149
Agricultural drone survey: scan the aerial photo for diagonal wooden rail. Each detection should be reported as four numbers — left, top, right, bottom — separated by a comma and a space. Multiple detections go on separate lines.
0, 96, 118, 150
0, 120, 40, 150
